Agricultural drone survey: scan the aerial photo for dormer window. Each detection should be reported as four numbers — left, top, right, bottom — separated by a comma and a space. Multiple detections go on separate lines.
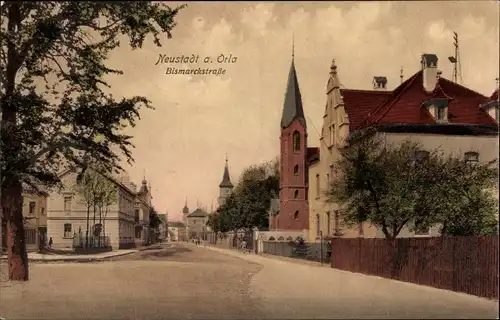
436, 106, 447, 121
480, 100, 499, 122
464, 151, 479, 164
422, 98, 448, 123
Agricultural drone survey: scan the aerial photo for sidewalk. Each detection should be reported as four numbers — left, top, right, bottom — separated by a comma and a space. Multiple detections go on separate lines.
0, 243, 167, 262
196, 243, 331, 268
0, 249, 138, 262
198, 244, 499, 319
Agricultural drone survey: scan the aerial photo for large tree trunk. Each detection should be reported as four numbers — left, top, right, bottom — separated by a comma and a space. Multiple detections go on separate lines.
2, 182, 29, 281
2, 2, 29, 281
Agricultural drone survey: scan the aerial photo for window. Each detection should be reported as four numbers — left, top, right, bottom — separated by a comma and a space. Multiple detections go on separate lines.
28, 201, 36, 214
315, 174, 320, 197
294, 210, 299, 220
326, 211, 331, 236
41, 207, 45, 215
292, 131, 301, 151
293, 165, 299, 176
63, 196, 72, 212
316, 214, 320, 237
193, 220, 197, 224
412, 150, 430, 166
135, 226, 142, 238
329, 125, 335, 146
293, 190, 299, 199
464, 151, 479, 164
436, 106, 447, 121
63, 223, 72, 238
134, 209, 140, 223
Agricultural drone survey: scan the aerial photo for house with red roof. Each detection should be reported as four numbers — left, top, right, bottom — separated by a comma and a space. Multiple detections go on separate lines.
307, 54, 499, 242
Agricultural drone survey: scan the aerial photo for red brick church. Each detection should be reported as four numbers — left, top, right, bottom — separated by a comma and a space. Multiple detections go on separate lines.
270, 54, 318, 231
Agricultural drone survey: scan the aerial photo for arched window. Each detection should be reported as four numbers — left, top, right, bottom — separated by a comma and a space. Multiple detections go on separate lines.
316, 214, 320, 237
293, 131, 301, 151
294, 210, 299, 220
315, 174, 320, 197
294, 165, 299, 176
293, 190, 299, 199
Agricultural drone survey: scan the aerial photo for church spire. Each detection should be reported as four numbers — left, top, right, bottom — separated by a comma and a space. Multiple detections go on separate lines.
280, 39, 306, 129
219, 154, 233, 188
182, 196, 189, 214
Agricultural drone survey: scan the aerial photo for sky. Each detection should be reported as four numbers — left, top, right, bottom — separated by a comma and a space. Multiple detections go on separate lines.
103, 2, 499, 221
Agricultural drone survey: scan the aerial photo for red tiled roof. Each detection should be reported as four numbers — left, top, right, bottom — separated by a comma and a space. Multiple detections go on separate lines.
340, 89, 392, 130
354, 70, 496, 130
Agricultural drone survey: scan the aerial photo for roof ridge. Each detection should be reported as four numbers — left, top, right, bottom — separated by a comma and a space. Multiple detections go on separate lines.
356, 70, 422, 130
341, 88, 392, 94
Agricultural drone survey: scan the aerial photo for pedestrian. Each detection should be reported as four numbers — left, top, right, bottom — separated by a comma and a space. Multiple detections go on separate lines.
48, 237, 53, 249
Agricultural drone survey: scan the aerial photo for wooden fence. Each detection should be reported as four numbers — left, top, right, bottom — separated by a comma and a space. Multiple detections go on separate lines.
331, 236, 498, 299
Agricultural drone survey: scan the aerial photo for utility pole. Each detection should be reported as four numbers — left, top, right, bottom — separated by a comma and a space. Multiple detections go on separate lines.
448, 31, 461, 83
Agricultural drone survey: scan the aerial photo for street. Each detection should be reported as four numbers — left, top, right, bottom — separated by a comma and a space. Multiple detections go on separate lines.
0, 243, 498, 320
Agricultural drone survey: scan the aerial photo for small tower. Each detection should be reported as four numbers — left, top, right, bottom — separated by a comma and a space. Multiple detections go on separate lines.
182, 197, 189, 223
218, 154, 233, 207
277, 47, 309, 231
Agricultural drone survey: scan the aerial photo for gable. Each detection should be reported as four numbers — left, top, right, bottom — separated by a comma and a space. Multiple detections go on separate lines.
341, 89, 392, 130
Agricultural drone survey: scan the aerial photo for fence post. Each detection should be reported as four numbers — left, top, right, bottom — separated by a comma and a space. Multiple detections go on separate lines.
452, 237, 456, 292
320, 231, 323, 265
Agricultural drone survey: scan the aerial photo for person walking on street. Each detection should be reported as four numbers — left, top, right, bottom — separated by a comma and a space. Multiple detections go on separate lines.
48, 237, 53, 249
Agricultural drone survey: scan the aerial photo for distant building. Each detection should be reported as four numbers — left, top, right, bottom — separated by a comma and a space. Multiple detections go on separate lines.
158, 213, 168, 241
186, 208, 210, 239
168, 221, 187, 241
217, 155, 234, 207
182, 198, 189, 223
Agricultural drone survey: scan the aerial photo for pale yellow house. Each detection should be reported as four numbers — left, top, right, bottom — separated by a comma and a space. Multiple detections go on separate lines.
308, 54, 499, 242
1, 188, 48, 252
46, 168, 151, 250
22, 189, 48, 249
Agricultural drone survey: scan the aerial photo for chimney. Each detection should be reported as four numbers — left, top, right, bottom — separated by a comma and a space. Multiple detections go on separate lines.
421, 53, 439, 92
372, 76, 388, 90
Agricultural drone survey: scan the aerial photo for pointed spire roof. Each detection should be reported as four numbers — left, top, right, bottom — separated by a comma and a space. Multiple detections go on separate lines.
182, 197, 189, 213
219, 154, 233, 188
280, 51, 306, 129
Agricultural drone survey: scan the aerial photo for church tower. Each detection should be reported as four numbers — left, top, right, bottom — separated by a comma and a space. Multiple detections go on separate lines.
276, 50, 309, 231
182, 197, 189, 223
218, 155, 233, 207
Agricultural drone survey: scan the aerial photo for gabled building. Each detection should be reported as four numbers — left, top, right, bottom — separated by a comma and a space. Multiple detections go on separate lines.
308, 54, 499, 241
46, 168, 151, 250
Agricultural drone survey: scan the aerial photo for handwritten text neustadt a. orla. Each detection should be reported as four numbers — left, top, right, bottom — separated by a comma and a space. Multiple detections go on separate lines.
154, 53, 238, 65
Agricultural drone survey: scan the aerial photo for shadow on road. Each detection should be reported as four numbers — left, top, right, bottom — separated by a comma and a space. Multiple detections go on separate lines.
140, 246, 192, 259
